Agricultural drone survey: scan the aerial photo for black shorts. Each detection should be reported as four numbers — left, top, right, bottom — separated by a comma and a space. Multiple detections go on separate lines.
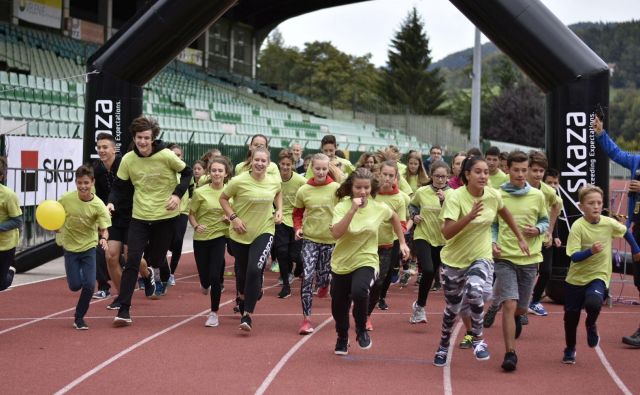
109, 225, 129, 243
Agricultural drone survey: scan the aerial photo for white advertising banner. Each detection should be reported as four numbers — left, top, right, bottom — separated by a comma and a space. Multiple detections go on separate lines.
5, 136, 83, 206
13, 0, 62, 29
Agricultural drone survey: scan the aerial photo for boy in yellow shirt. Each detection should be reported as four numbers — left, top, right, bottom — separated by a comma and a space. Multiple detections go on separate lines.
58, 165, 111, 329
0, 156, 22, 291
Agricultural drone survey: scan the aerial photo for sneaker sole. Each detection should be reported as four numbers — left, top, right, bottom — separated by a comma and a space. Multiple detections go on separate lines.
588, 337, 600, 348
205, 321, 219, 328
334, 349, 349, 356
562, 359, 576, 364
475, 354, 491, 361
433, 360, 447, 367
299, 328, 314, 335
527, 308, 547, 316
410, 318, 428, 324
358, 339, 372, 350
239, 323, 252, 332
278, 293, 292, 299
73, 324, 89, 330
501, 361, 517, 371
622, 338, 640, 347
113, 317, 132, 327
106, 305, 121, 310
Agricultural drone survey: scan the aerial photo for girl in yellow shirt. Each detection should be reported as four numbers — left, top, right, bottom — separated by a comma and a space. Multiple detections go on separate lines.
403, 151, 429, 194
330, 168, 410, 354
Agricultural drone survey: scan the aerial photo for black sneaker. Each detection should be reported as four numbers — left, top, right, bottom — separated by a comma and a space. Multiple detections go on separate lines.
356, 331, 372, 350
587, 324, 599, 348
562, 347, 576, 364
239, 315, 252, 332
106, 300, 121, 310
7, 266, 16, 288
483, 305, 499, 328
113, 309, 132, 327
334, 337, 349, 355
143, 268, 156, 298
520, 313, 529, 325
73, 318, 89, 330
622, 329, 640, 347
278, 286, 291, 299
501, 351, 518, 372
377, 298, 389, 311
515, 315, 523, 339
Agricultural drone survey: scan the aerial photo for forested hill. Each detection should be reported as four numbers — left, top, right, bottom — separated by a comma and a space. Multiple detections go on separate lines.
432, 21, 640, 89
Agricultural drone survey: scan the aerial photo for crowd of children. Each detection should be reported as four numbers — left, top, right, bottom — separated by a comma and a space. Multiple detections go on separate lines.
2, 114, 640, 371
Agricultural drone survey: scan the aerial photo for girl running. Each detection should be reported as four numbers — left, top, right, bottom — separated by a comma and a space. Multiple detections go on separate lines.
409, 160, 451, 324
220, 146, 283, 332
235, 134, 280, 178
190, 157, 233, 327
355, 152, 377, 171
432, 156, 529, 366
293, 153, 341, 334
404, 151, 429, 194
192, 160, 206, 186
330, 168, 410, 354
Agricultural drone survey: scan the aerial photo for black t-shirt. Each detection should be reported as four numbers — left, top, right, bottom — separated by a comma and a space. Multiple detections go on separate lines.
93, 156, 133, 227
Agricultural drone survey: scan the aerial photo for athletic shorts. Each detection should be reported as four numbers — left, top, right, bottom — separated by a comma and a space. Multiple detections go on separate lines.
108, 225, 129, 244
493, 259, 538, 310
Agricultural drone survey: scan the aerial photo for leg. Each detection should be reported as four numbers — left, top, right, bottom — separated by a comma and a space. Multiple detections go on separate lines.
169, 214, 189, 274
531, 245, 553, 305
300, 240, 319, 317
493, 260, 519, 352
439, 264, 468, 348
415, 240, 435, 307
464, 259, 493, 339
229, 240, 249, 300
331, 271, 352, 339
76, 249, 97, 320
116, 219, 151, 309
95, 246, 110, 294
368, 247, 392, 315
106, 239, 123, 293
316, 243, 334, 289
194, 240, 211, 290
563, 282, 586, 350
432, 246, 443, 288
584, 279, 606, 347
209, 237, 227, 312
274, 224, 292, 287
380, 241, 400, 301
148, 218, 176, 283
243, 234, 273, 314
351, 266, 375, 335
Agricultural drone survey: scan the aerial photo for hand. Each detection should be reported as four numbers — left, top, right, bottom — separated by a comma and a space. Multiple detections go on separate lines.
629, 180, 640, 193
106, 203, 115, 215
466, 201, 483, 221
633, 252, 640, 262
554, 237, 562, 248
194, 224, 206, 233
522, 224, 540, 238
274, 210, 283, 225
295, 228, 304, 240
436, 189, 445, 202
492, 242, 501, 258
165, 195, 181, 211
399, 243, 411, 261
231, 217, 247, 234
544, 231, 553, 248
413, 215, 423, 225
518, 239, 530, 256
99, 238, 108, 251
352, 196, 366, 211
592, 116, 604, 136
222, 215, 230, 225
591, 242, 603, 254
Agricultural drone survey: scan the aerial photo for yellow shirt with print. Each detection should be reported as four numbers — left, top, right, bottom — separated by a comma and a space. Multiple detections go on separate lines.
190, 185, 227, 241
331, 199, 393, 275
440, 186, 504, 268
57, 191, 111, 253
294, 182, 340, 245
281, 172, 307, 228
0, 184, 22, 251
412, 186, 451, 247
374, 191, 409, 245
566, 216, 626, 287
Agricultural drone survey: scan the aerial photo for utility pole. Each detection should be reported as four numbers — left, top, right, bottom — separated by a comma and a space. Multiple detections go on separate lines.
470, 27, 481, 149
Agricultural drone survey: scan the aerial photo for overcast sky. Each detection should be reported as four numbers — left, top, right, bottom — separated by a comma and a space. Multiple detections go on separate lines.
275, 0, 640, 66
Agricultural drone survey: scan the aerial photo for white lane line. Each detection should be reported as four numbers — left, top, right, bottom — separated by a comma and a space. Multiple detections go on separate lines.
595, 345, 633, 395
443, 322, 463, 395
11, 275, 66, 288
255, 316, 334, 395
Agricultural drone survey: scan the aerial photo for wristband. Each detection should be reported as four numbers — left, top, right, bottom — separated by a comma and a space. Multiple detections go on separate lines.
229, 213, 238, 221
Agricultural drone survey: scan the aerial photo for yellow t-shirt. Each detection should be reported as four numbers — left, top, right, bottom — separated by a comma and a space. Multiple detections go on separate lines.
374, 191, 409, 245
331, 198, 393, 275
440, 186, 504, 268
566, 216, 626, 287
235, 161, 281, 180
0, 184, 22, 251
281, 172, 307, 228
412, 186, 452, 246
489, 170, 509, 189
294, 182, 340, 244
540, 181, 563, 208
398, 176, 413, 196
406, 175, 419, 194
190, 185, 227, 241
117, 148, 186, 221
223, 172, 281, 244
57, 191, 111, 253
496, 187, 547, 265
197, 174, 211, 188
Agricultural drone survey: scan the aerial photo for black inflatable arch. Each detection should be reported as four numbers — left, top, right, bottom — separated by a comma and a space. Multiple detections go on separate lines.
82, 0, 610, 302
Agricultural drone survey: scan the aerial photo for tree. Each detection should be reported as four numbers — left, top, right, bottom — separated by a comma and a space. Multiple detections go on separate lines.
257, 29, 301, 91
609, 89, 640, 149
378, 7, 446, 114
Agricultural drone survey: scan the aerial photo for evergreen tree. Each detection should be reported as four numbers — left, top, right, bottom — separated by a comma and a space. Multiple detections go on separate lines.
378, 7, 445, 114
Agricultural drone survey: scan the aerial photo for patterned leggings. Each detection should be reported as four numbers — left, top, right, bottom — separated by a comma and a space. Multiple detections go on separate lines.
301, 240, 334, 316
439, 259, 493, 348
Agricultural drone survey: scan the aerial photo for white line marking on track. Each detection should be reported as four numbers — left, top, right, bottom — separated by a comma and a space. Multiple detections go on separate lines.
11, 275, 67, 288
255, 316, 334, 395
443, 322, 463, 395
595, 345, 633, 395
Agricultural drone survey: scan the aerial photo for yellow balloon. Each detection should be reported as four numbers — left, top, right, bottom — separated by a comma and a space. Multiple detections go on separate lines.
36, 200, 66, 231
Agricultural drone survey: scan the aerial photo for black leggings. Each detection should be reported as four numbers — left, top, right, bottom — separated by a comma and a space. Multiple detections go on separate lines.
116, 217, 176, 309
380, 240, 400, 299
95, 247, 111, 292
531, 245, 553, 303
274, 223, 301, 286
168, 214, 189, 274
229, 233, 273, 314
415, 240, 442, 307
0, 247, 16, 291
331, 266, 375, 338
368, 246, 393, 315
194, 237, 226, 312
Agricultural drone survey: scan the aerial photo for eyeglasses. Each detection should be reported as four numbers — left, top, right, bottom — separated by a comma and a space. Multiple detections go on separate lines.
432, 175, 448, 179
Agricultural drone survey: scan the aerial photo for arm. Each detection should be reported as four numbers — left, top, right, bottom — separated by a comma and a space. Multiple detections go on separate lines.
293, 207, 305, 231
535, 215, 550, 235
273, 191, 283, 224
98, 228, 109, 251
0, 216, 22, 232
498, 206, 530, 255
173, 166, 193, 198
571, 249, 593, 262
189, 210, 205, 233
595, 130, 637, 170
220, 192, 246, 234
391, 212, 411, 260
624, 230, 640, 255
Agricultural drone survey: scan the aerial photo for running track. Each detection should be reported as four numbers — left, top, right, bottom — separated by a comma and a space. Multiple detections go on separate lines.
1, 252, 639, 394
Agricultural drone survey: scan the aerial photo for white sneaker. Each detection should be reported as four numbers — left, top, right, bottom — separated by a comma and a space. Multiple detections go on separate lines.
168, 274, 176, 286
205, 312, 219, 327
201, 285, 210, 295
409, 301, 427, 324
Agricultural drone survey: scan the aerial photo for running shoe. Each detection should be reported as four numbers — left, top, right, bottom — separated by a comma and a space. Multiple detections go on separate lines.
520, 313, 529, 326
205, 312, 219, 327
6, 266, 15, 287
483, 305, 499, 328
377, 298, 389, 311
316, 286, 329, 299
562, 347, 576, 364
415, 273, 422, 286
528, 302, 548, 316
622, 329, 640, 347
472, 339, 490, 361
431, 283, 442, 291
160, 282, 169, 296
106, 301, 121, 310
73, 318, 89, 330
366, 317, 373, 331
399, 271, 411, 287
433, 346, 449, 367
409, 301, 427, 324
270, 260, 280, 273
459, 333, 473, 349
334, 337, 349, 355
143, 268, 156, 298
150, 281, 165, 300
515, 315, 523, 339
390, 273, 399, 285
299, 318, 314, 335
168, 274, 176, 286
587, 324, 599, 348
501, 351, 518, 372
92, 290, 110, 299
239, 315, 252, 332
113, 309, 132, 327
201, 285, 210, 295
278, 285, 291, 299
356, 331, 372, 350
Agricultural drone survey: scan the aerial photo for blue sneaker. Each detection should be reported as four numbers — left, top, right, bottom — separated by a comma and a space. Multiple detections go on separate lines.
168, 274, 176, 286
587, 325, 600, 348
528, 302, 548, 316
151, 281, 165, 300
433, 346, 449, 367
472, 339, 490, 361
562, 347, 576, 364
92, 290, 110, 299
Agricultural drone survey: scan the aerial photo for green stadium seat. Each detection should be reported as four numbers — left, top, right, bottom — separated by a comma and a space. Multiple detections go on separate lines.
60, 106, 69, 122
48, 122, 59, 137
10, 101, 21, 118
31, 103, 41, 118
18, 74, 28, 88
50, 106, 61, 121
40, 104, 51, 120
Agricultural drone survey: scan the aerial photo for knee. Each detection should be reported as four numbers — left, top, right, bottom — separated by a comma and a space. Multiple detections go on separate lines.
502, 299, 516, 312
464, 283, 483, 301
275, 245, 288, 259
68, 282, 82, 292
584, 295, 602, 313
351, 284, 369, 301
